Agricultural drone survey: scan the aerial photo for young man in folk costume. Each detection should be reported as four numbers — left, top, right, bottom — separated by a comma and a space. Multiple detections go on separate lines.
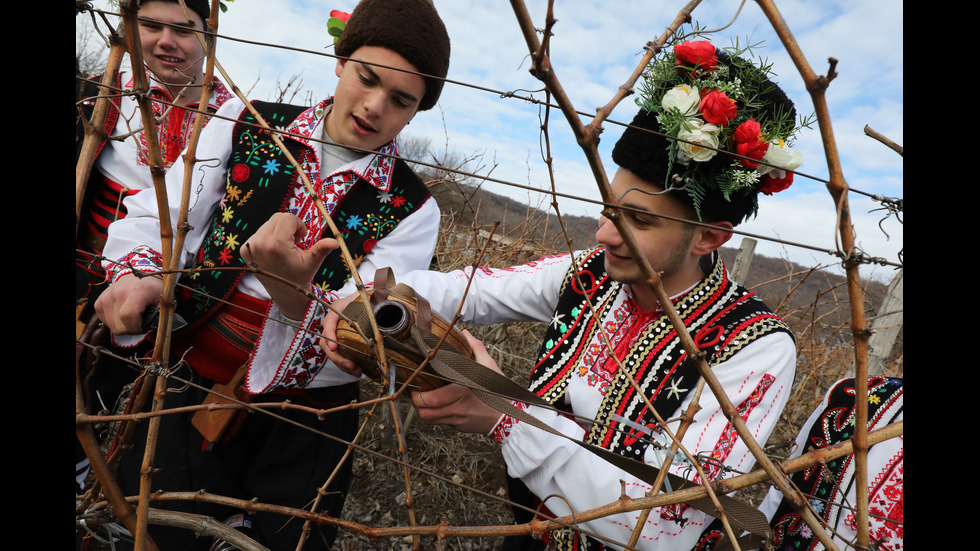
318, 40, 804, 549
76, 0, 233, 310
93, 0, 451, 548
75, 0, 232, 504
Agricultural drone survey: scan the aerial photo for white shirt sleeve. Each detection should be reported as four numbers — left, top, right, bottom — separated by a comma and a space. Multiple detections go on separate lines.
245, 250, 576, 393
101, 96, 247, 277
99, 97, 248, 348
397, 252, 575, 325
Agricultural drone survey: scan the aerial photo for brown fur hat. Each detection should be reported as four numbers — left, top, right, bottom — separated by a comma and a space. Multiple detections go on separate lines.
335, 0, 451, 111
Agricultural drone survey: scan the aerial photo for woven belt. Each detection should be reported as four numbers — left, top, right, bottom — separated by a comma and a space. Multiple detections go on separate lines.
172, 290, 269, 384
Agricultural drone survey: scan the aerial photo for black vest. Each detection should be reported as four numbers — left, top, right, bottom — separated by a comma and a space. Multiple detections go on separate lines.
175, 100, 431, 330
532, 249, 793, 452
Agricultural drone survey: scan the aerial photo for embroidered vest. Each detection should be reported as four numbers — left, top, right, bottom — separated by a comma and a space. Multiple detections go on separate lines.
175, 100, 431, 330
76, 73, 123, 165
532, 248, 794, 551
76, 74, 124, 255
77, 73, 231, 253
766, 377, 903, 551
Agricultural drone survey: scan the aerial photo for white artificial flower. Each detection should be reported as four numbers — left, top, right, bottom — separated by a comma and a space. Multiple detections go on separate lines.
661, 84, 700, 116
676, 119, 721, 163
758, 139, 803, 177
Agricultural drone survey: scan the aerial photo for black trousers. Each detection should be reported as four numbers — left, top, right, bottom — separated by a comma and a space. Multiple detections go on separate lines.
502, 476, 547, 551
115, 370, 359, 551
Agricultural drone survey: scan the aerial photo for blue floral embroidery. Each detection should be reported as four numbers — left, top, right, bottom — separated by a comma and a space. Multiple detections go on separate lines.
345, 214, 362, 229
262, 159, 281, 175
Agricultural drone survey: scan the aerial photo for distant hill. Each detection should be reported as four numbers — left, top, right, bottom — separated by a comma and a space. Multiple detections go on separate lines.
426, 178, 599, 252
425, 178, 902, 356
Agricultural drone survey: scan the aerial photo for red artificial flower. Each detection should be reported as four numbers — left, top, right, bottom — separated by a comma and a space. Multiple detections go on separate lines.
699, 89, 737, 126
732, 120, 768, 168
758, 172, 794, 195
330, 10, 351, 22
673, 40, 718, 75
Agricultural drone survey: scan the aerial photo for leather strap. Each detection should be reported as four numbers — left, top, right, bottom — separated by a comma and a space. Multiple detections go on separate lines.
372, 268, 433, 331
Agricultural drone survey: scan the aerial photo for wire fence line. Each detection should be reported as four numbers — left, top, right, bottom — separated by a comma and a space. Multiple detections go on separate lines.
75, 1, 903, 549
75, 3, 902, 272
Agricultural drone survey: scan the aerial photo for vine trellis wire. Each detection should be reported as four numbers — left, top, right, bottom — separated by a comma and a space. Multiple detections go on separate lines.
75, 1, 903, 550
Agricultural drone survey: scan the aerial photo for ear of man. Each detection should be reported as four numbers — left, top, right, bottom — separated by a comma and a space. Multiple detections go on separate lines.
691, 220, 734, 256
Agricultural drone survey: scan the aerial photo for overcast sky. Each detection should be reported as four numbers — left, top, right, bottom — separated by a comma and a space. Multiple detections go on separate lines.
78, 0, 903, 281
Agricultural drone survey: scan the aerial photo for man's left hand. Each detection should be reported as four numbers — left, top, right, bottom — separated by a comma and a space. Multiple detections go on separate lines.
410, 331, 505, 434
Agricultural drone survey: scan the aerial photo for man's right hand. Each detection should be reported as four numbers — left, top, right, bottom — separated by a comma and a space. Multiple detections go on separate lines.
320, 293, 362, 376
94, 273, 164, 335
240, 212, 339, 321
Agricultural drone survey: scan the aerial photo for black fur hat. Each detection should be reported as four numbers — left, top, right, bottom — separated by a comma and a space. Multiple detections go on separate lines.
144, 0, 210, 24
612, 46, 799, 226
335, 0, 451, 111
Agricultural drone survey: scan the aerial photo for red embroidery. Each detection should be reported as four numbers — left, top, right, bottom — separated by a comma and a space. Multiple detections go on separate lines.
571, 269, 597, 295
231, 163, 250, 182
694, 324, 724, 348
847, 451, 903, 549
363, 238, 377, 253
489, 402, 528, 443
704, 373, 775, 479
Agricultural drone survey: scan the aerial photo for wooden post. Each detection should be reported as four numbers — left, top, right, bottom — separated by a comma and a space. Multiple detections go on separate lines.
868, 269, 903, 376
731, 237, 756, 284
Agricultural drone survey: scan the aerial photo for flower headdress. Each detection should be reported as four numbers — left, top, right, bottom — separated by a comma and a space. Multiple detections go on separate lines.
327, 10, 351, 45
615, 39, 804, 224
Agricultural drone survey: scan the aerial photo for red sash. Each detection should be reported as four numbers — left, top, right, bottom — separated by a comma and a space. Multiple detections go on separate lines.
171, 290, 270, 384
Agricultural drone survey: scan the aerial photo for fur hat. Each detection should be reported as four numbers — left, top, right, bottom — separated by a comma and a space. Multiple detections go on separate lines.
335, 0, 451, 111
612, 43, 801, 226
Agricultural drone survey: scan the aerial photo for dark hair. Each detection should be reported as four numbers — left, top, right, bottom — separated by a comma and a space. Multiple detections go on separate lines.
139, 0, 213, 47
141, 0, 210, 23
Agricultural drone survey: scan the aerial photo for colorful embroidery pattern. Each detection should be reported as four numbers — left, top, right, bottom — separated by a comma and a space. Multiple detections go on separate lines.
768, 377, 904, 551
242, 138, 429, 390
523, 249, 793, 551
859, 452, 903, 549
703, 373, 775, 480
178, 103, 308, 323
105, 245, 165, 282
530, 249, 618, 403
131, 72, 233, 169
489, 402, 529, 444
177, 99, 413, 328
582, 254, 791, 462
